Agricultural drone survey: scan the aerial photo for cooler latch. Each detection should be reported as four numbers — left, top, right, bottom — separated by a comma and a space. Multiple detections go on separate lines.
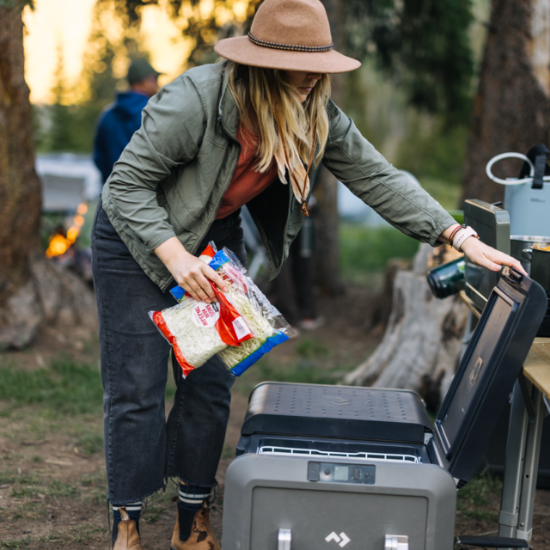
384, 535, 409, 550
278, 528, 291, 550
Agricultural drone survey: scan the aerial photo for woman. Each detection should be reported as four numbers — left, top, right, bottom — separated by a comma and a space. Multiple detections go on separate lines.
92, 1, 524, 549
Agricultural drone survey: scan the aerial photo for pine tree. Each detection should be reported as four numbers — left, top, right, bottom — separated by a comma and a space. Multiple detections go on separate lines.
48, 46, 74, 152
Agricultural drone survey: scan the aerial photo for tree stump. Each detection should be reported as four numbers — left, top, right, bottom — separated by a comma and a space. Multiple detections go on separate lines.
0, 255, 98, 350
344, 244, 468, 410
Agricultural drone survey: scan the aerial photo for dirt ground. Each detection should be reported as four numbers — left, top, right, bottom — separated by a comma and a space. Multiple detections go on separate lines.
1, 285, 550, 549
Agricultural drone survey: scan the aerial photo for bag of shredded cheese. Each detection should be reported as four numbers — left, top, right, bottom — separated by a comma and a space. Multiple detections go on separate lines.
150, 271, 253, 378
169, 243, 295, 376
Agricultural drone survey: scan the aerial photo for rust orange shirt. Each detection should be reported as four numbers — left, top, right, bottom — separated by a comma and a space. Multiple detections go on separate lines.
216, 125, 278, 219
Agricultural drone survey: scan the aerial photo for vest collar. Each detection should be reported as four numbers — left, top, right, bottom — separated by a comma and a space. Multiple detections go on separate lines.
218, 64, 240, 140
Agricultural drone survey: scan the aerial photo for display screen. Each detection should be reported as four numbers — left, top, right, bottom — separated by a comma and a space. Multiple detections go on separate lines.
438, 295, 514, 452
334, 465, 349, 481
308, 462, 376, 485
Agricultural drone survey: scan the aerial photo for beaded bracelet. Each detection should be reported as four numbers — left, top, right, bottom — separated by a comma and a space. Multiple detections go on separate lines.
448, 224, 464, 245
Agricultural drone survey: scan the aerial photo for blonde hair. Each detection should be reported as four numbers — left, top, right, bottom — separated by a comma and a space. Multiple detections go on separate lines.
225, 61, 330, 200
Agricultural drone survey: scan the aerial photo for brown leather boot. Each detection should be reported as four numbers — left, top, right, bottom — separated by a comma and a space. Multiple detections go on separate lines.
170, 506, 221, 550
112, 507, 143, 550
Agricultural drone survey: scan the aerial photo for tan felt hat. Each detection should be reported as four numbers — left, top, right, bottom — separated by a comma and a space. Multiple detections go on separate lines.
214, 0, 361, 74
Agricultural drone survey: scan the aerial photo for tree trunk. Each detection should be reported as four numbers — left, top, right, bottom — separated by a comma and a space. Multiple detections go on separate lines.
314, 0, 345, 295
313, 166, 344, 294
345, 245, 468, 410
0, 2, 42, 305
462, 0, 550, 204
0, 3, 98, 349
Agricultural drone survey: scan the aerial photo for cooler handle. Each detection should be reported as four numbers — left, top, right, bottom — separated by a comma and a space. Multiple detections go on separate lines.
384, 535, 409, 549
485, 153, 543, 185
278, 528, 291, 550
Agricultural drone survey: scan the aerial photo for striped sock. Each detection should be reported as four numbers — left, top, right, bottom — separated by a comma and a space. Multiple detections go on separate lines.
112, 501, 142, 546
177, 482, 212, 542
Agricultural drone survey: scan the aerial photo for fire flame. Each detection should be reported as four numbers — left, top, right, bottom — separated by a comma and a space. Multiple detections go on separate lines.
45, 203, 88, 258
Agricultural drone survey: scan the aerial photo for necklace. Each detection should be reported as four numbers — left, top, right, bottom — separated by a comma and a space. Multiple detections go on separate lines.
273, 103, 317, 217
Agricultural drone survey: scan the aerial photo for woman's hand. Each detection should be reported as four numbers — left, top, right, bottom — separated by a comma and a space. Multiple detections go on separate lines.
154, 237, 228, 303
461, 237, 527, 276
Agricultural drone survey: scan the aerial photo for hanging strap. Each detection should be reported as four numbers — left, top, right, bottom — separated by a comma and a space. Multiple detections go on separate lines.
273, 102, 317, 217
518, 144, 550, 190
533, 152, 548, 189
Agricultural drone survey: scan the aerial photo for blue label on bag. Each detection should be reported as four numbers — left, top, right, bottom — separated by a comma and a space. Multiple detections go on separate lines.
230, 332, 290, 376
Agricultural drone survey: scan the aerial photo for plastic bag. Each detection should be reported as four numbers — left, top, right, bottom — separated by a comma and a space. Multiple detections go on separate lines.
169, 242, 295, 376
150, 268, 253, 378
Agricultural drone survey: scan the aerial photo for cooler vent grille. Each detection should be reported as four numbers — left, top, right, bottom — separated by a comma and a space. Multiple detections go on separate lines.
258, 446, 421, 464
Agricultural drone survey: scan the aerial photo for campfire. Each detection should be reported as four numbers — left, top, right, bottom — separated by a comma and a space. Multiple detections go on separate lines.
45, 203, 88, 258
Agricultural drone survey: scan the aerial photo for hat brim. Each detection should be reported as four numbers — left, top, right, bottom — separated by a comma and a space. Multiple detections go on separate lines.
214, 36, 360, 74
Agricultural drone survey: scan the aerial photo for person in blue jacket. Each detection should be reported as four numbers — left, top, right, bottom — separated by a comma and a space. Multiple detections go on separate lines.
93, 59, 161, 183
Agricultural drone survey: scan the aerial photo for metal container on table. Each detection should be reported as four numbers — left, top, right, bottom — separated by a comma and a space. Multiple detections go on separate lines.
486, 147, 550, 239
521, 246, 550, 291
521, 246, 550, 337
504, 182, 550, 237
510, 236, 550, 275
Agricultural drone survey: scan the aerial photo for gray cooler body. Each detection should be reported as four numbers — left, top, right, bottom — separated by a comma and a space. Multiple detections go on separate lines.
224, 454, 456, 550
222, 269, 547, 550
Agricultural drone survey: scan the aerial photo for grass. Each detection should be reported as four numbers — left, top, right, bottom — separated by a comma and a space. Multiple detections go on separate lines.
457, 470, 502, 523
255, 360, 339, 385
76, 432, 104, 455
237, 335, 348, 393
46, 480, 78, 498
338, 175, 464, 287
0, 359, 103, 415
79, 472, 107, 488
340, 223, 420, 285
295, 337, 330, 359
0, 356, 178, 417
0, 526, 108, 549
420, 177, 462, 211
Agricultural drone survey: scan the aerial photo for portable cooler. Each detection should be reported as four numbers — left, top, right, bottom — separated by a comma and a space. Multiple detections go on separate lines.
222, 268, 546, 550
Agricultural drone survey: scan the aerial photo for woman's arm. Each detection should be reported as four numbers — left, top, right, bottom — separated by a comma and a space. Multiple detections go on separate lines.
106, 74, 230, 298
323, 102, 527, 274
105, 75, 205, 253
438, 224, 527, 275
322, 102, 456, 246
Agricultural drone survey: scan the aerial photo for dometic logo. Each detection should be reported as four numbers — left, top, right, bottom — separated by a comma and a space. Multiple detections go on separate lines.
325, 532, 351, 547
328, 397, 352, 406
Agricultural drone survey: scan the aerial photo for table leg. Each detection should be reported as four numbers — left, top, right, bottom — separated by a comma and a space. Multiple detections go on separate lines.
515, 387, 545, 543
498, 381, 529, 538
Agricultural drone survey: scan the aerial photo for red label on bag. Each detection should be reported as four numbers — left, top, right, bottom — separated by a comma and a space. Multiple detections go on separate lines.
211, 284, 253, 346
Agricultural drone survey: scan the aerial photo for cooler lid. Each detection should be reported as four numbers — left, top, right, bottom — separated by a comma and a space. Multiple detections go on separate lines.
434, 267, 546, 484
241, 383, 433, 445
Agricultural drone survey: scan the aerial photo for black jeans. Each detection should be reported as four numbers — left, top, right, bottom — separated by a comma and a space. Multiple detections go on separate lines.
91, 202, 246, 504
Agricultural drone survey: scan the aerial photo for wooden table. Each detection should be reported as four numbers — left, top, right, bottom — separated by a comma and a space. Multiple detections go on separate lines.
523, 339, 550, 405
497, 337, 550, 546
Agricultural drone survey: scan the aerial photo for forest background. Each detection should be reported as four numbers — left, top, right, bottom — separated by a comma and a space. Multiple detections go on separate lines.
24, 0, 492, 289
29, 0, 489, 212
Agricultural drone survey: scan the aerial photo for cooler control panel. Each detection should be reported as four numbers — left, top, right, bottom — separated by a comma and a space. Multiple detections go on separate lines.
307, 462, 375, 484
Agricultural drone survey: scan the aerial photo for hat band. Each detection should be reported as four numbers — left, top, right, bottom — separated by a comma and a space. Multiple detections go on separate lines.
248, 32, 333, 53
